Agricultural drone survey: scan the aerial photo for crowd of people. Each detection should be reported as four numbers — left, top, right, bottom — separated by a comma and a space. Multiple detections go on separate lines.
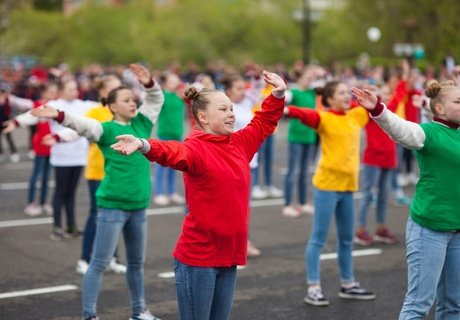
1, 56, 459, 319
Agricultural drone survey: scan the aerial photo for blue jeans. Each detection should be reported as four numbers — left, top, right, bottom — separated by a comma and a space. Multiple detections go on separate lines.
284, 142, 313, 206
80, 180, 120, 262
82, 208, 148, 319
358, 165, 391, 227
174, 259, 237, 320
154, 136, 179, 196
27, 155, 51, 204
391, 145, 404, 192
253, 134, 274, 186
399, 218, 460, 320
306, 189, 355, 285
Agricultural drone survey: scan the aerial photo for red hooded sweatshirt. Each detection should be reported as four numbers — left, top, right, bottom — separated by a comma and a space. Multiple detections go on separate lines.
144, 94, 284, 267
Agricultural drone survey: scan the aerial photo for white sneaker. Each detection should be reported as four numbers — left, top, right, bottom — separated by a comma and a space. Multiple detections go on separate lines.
76, 260, 89, 275
41, 203, 53, 215
282, 205, 301, 218
300, 203, 314, 215
153, 194, 170, 206
251, 186, 268, 200
247, 240, 261, 257
397, 173, 409, 187
267, 186, 283, 198
169, 193, 185, 204
129, 309, 162, 320
10, 153, 20, 163
24, 203, 42, 217
108, 258, 127, 274
28, 150, 35, 160
407, 173, 419, 185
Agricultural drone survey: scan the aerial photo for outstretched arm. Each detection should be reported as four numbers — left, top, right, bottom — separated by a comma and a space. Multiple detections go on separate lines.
7, 95, 35, 111
2, 110, 40, 134
31, 106, 103, 142
130, 63, 164, 125
351, 87, 425, 150
284, 106, 320, 129
111, 134, 194, 172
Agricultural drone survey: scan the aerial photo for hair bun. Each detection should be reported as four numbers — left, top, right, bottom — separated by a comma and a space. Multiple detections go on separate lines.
185, 87, 200, 101
314, 86, 324, 95
424, 80, 441, 99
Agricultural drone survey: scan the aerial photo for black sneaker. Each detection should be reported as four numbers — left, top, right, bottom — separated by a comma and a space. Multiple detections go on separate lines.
304, 287, 330, 306
339, 282, 376, 300
64, 227, 83, 239
49, 227, 64, 241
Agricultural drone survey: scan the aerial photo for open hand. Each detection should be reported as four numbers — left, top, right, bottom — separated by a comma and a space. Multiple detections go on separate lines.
31, 106, 59, 119
351, 87, 378, 110
111, 134, 142, 155
262, 70, 286, 94
129, 64, 151, 86
42, 133, 57, 146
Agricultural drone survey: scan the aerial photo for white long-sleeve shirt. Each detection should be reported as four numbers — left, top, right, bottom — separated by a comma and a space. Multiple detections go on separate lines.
45, 99, 98, 166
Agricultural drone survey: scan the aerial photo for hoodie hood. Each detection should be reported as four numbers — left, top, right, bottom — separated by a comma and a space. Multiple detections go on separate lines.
185, 128, 231, 143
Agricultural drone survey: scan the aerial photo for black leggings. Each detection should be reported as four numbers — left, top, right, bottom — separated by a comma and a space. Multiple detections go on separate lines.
53, 166, 82, 230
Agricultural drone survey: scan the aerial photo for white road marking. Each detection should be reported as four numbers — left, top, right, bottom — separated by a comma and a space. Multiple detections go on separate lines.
320, 248, 383, 260
4, 162, 33, 170
155, 250, 381, 279
0, 285, 78, 300
0, 181, 55, 191
0, 198, 285, 228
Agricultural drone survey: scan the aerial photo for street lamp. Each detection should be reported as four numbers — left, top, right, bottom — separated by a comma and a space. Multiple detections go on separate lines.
302, 0, 311, 64
367, 27, 381, 43
292, 0, 311, 64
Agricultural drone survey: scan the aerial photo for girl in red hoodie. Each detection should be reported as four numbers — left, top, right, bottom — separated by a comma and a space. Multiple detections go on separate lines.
2, 82, 59, 216
111, 70, 286, 320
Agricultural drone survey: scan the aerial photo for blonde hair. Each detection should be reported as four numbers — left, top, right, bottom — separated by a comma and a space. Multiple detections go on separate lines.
424, 80, 456, 115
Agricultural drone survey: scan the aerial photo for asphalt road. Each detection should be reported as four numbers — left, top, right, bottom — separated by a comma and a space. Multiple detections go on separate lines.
0, 120, 434, 320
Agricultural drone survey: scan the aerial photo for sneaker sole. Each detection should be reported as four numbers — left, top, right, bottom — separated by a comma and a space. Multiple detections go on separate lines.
338, 292, 376, 300
373, 235, 397, 244
304, 297, 330, 306
353, 237, 373, 246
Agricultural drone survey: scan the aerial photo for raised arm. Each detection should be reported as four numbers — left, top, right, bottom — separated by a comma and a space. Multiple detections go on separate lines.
351, 87, 425, 150
31, 106, 103, 142
232, 71, 286, 159
129, 63, 164, 125
111, 134, 194, 173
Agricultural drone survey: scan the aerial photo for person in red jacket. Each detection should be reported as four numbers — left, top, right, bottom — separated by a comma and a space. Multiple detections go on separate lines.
2, 82, 59, 216
354, 84, 399, 246
111, 70, 286, 320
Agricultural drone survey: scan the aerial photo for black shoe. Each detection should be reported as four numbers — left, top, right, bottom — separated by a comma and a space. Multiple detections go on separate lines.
339, 282, 376, 300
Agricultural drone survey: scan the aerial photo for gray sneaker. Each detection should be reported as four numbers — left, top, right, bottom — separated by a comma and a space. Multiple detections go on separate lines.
304, 287, 330, 306
49, 227, 64, 241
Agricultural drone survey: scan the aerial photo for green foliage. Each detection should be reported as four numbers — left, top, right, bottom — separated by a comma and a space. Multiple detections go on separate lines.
312, 0, 460, 66
2, 0, 301, 68
3, 0, 458, 69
